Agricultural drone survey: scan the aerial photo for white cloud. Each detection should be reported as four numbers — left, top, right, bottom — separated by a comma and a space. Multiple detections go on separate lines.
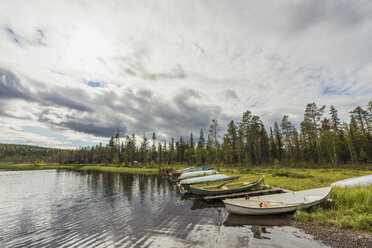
0, 0, 371, 147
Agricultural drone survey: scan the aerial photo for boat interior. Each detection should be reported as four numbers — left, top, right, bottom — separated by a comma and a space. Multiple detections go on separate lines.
196, 178, 262, 190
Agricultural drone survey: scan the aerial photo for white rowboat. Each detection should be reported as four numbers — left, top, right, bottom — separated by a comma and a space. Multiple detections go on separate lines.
223, 187, 332, 215
331, 175, 372, 187
179, 170, 219, 180
180, 174, 240, 190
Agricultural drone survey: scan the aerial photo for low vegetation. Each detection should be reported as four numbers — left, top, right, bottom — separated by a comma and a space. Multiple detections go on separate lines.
0, 163, 75, 170
218, 165, 372, 232
80, 166, 158, 174
0, 163, 159, 174
294, 186, 372, 231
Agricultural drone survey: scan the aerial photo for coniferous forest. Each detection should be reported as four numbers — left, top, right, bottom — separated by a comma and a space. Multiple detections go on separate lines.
1, 101, 371, 167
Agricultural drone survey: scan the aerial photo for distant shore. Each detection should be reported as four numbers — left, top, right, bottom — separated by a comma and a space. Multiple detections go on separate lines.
0, 163, 159, 174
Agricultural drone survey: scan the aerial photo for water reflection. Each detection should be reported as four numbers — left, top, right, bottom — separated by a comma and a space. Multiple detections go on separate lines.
224, 214, 290, 227
0, 170, 329, 248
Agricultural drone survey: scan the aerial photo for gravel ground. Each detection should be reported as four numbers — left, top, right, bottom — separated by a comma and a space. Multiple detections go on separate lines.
291, 221, 372, 248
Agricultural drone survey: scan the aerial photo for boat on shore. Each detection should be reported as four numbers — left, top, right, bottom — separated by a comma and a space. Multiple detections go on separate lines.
223, 187, 332, 215
179, 170, 219, 180
171, 166, 210, 177
190, 176, 264, 196
180, 175, 241, 190
331, 175, 372, 187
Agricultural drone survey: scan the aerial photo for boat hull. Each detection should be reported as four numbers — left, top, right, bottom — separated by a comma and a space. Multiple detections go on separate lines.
171, 166, 210, 178
223, 187, 332, 215
190, 177, 264, 196
181, 175, 240, 190
172, 172, 182, 177
331, 174, 372, 187
179, 170, 218, 180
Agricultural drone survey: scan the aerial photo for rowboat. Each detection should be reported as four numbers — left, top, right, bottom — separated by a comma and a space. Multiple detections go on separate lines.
223, 214, 290, 227
331, 175, 372, 187
223, 187, 332, 215
179, 170, 219, 180
180, 175, 241, 190
171, 166, 210, 177
190, 176, 264, 196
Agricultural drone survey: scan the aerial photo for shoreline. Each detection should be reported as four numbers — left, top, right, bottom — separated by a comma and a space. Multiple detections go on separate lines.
0, 163, 159, 174
291, 220, 372, 248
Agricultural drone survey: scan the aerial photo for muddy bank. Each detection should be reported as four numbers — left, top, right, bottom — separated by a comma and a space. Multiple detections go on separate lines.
291, 220, 372, 248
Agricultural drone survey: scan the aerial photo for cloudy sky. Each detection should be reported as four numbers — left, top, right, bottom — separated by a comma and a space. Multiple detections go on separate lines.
0, 0, 371, 148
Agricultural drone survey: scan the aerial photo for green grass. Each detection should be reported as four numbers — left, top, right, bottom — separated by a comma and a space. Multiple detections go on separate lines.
213, 165, 372, 231
294, 186, 372, 231
0, 163, 159, 174
80, 166, 158, 174
0, 163, 76, 170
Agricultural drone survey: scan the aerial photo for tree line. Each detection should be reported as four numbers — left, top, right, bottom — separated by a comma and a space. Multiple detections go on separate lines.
1, 100, 371, 167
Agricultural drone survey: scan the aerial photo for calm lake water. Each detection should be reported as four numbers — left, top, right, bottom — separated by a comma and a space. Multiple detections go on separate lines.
0, 170, 329, 248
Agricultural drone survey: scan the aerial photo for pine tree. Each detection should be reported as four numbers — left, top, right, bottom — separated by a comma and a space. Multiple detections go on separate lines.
236, 125, 244, 171
260, 124, 270, 164
274, 122, 283, 162
240, 110, 252, 166
366, 100, 372, 132
140, 133, 149, 164
350, 106, 368, 135
293, 127, 301, 162
151, 132, 157, 162
330, 105, 341, 133
281, 115, 294, 161
196, 129, 206, 165
303, 103, 325, 164
157, 142, 162, 165
190, 132, 194, 150
209, 119, 219, 170
269, 127, 277, 162
226, 120, 238, 164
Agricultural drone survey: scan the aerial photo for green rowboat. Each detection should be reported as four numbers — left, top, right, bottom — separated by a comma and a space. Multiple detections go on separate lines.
181, 175, 241, 190
178, 170, 219, 180
190, 176, 264, 196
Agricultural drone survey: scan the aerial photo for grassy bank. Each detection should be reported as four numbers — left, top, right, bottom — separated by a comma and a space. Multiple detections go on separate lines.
0, 163, 76, 170
215, 166, 372, 232
294, 186, 372, 231
0, 163, 159, 174
80, 166, 158, 174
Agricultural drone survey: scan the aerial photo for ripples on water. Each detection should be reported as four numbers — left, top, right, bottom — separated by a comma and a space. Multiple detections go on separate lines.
0, 170, 329, 248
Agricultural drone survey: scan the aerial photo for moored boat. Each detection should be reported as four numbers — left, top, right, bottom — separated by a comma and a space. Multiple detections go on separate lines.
331, 175, 372, 187
190, 176, 264, 196
181, 175, 241, 190
179, 170, 219, 180
223, 187, 332, 215
171, 166, 210, 177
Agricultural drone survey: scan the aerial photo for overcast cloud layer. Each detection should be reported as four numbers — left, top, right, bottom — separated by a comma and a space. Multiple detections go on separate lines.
0, 0, 371, 147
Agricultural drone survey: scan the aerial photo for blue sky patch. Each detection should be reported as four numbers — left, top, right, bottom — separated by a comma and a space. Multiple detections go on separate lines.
87, 81, 103, 87
323, 87, 337, 95
5, 27, 20, 43
322, 87, 351, 96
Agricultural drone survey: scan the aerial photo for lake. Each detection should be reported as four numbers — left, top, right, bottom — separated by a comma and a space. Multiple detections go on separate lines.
0, 169, 329, 247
